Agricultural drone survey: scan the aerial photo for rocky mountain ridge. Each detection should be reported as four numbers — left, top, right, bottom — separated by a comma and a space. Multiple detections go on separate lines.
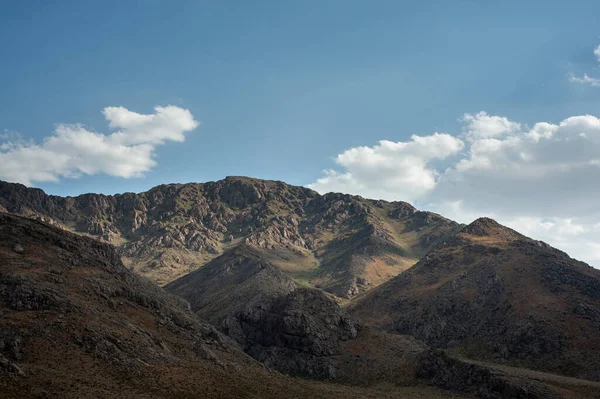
0, 177, 461, 297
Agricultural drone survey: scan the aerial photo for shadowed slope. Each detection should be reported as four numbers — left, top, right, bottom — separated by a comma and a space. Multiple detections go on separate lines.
350, 217, 600, 382
166, 246, 360, 378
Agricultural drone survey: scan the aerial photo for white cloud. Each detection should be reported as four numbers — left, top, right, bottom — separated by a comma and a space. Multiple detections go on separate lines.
462, 111, 521, 141
310, 111, 600, 266
570, 74, 600, 87
569, 44, 600, 87
0, 106, 198, 185
308, 133, 464, 202
438, 114, 600, 218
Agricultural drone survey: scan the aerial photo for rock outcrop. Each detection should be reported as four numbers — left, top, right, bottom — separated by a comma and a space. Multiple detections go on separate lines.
166, 246, 359, 378
1, 214, 594, 398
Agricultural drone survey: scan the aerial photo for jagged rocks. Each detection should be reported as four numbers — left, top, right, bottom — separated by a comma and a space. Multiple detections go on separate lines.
0, 177, 460, 295
222, 288, 359, 379
417, 350, 558, 399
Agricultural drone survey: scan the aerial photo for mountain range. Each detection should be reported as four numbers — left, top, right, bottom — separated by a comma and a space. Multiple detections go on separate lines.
1, 177, 600, 398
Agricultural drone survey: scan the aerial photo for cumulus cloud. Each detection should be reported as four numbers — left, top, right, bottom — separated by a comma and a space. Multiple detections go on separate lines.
569, 44, 600, 87
0, 106, 198, 185
462, 111, 521, 140
308, 133, 464, 202
439, 114, 600, 218
309, 111, 600, 266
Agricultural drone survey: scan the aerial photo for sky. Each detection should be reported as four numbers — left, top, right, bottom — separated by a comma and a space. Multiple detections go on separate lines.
1, 0, 600, 266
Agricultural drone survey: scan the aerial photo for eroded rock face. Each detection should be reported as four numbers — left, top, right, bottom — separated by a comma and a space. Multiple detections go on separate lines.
231, 288, 359, 379
4, 213, 458, 399
0, 213, 311, 398
417, 350, 558, 399
0, 177, 460, 297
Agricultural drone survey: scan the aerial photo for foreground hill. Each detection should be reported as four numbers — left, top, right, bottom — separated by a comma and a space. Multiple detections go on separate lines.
349, 217, 600, 382
0, 177, 460, 297
1, 213, 472, 399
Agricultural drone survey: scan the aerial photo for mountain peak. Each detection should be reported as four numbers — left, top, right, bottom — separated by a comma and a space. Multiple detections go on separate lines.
463, 217, 501, 234
460, 217, 523, 242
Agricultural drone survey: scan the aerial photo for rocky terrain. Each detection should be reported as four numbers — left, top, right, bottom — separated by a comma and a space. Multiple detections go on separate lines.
166, 227, 600, 398
350, 217, 600, 382
166, 245, 359, 378
1, 212, 473, 399
2, 196, 600, 397
0, 177, 460, 297
3, 177, 600, 397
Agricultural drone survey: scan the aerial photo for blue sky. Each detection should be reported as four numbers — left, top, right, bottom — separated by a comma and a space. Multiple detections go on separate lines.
1, 0, 598, 195
2, 1, 600, 264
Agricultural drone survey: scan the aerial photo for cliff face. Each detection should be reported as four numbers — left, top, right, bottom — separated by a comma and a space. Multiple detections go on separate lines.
0, 177, 460, 297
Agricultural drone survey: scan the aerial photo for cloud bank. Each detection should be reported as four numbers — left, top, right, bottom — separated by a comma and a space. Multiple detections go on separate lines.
0, 106, 198, 185
309, 111, 600, 267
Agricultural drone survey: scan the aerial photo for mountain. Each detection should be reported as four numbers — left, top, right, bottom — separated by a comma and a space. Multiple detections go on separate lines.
349, 217, 600, 382
2, 201, 598, 398
1, 212, 472, 399
166, 234, 596, 398
0, 177, 460, 297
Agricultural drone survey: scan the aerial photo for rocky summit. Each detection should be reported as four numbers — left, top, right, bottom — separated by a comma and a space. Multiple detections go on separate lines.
0, 176, 460, 297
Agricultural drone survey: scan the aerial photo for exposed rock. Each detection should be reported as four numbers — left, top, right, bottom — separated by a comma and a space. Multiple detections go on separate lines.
417, 350, 558, 399
167, 247, 360, 379
4, 213, 464, 398
0, 177, 460, 295
237, 288, 359, 379
12, 244, 23, 254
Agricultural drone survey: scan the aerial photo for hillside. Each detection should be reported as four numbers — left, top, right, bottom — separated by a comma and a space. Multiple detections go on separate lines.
167, 234, 600, 398
0, 212, 474, 399
166, 245, 359, 378
2, 209, 598, 398
349, 217, 600, 382
0, 177, 460, 297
